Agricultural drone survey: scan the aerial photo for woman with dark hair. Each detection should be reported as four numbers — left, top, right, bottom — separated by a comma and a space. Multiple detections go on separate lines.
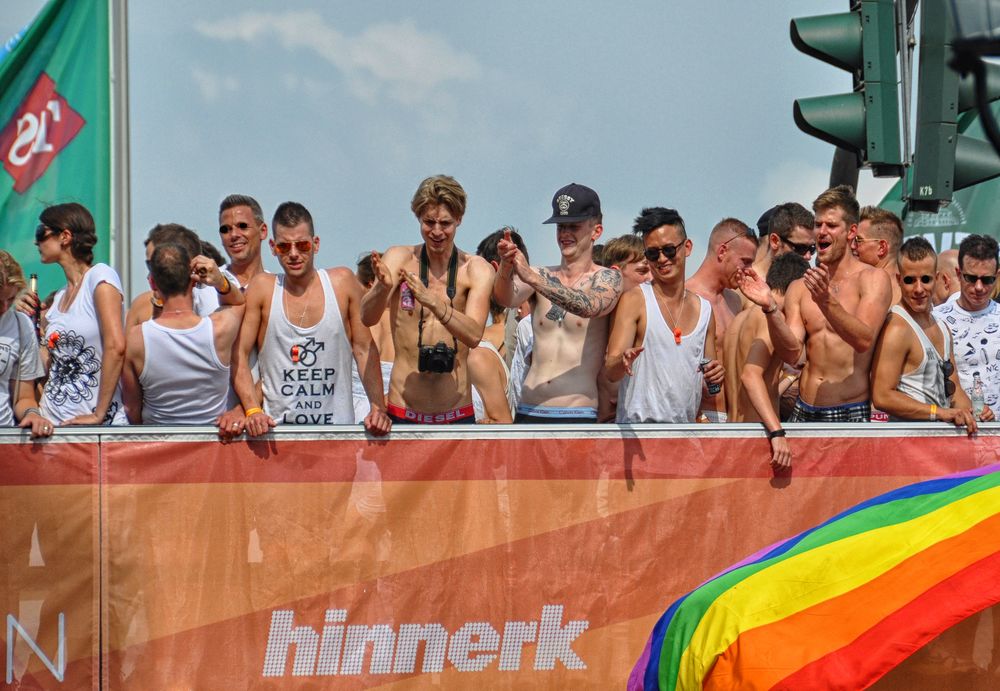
35, 202, 127, 425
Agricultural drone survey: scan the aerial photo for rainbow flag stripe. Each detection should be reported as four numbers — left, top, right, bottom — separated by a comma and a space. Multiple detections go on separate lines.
629, 464, 1000, 691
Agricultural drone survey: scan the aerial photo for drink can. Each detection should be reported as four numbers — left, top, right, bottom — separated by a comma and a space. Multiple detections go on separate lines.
701, 358, 721, 396
400, 281, 415, 311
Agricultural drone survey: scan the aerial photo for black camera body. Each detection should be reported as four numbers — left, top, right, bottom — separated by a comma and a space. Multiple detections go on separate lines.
418, 341, 456, 373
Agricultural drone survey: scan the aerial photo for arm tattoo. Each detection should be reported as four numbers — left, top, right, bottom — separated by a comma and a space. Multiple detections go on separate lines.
535, 267, 623, 319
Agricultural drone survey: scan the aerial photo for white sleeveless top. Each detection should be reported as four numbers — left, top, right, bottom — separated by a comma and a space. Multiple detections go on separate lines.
890, 305, 951, 412
138, 317, 229, 424
617, 285, 711, 423
260, 271, 354, 425
472, 340, 515, 421
41, 263, 127, 425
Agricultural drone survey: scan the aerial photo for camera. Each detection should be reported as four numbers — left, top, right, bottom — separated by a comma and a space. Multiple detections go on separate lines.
418, 341, 456, 373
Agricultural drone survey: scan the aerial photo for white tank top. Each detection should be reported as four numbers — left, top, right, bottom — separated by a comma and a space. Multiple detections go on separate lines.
617, 285, 711, 423
138, 317, 229, 424
890, 305, 951, 412
41, 263, 127, 425
260, 271, 354, 425
472, 340, 514, 421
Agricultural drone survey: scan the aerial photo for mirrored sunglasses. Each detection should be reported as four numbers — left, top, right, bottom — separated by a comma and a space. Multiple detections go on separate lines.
273, 240, 313, 255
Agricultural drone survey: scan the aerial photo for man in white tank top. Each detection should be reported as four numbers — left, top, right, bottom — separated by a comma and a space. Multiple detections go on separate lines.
871, 238, 987, 434
235, 202, 391, 435
605, 207, 724, 423
121, 241, 244, 424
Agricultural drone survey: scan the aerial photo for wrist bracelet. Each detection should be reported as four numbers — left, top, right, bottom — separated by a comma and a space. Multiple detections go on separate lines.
930, 404, 937, 421
766, 428, 786, 440
20, 407, 41, 422
245, 407, 263, 417
216, 276, 232, 295
763, 300, 779, 315
442, 304, 453, 325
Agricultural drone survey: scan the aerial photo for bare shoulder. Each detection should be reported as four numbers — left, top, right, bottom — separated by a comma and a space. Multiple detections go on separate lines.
380, 244, 415, 268
245, 272, 277, 301
860, 263, 892, 290
125, 321, 145, 355
461, 253, 495, 281
617, 284, 645, 313
126, 291, 153, 327
326, 266, 359, 287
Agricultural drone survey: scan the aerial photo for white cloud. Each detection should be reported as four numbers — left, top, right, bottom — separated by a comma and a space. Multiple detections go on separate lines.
190, 66, 239, 102
194, 12, 482, 106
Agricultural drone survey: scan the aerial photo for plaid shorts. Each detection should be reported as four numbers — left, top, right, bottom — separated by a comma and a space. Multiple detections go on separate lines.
789, 398, 871, 423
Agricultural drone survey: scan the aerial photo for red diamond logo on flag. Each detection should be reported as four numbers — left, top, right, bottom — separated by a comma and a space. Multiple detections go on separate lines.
0, 72, 85, 194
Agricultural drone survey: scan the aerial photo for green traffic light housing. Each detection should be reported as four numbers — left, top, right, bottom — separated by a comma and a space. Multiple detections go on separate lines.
790, 0, 903, 177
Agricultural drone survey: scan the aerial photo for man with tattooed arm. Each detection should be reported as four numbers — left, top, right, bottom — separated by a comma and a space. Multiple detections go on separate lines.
494, 183, 623, 423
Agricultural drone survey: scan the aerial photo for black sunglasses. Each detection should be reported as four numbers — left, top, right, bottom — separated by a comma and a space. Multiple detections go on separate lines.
781, 238, 816, 257
902, 275, 934, 285
34, 224, 56, 244
941, 360, 956, 398
644, 241, 686, 262
961, 273, 997, 286
219, 221, 252, 235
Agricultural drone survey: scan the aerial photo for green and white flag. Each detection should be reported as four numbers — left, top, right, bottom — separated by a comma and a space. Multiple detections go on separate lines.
882, 103, 1000, 250
0, 0, 116, 292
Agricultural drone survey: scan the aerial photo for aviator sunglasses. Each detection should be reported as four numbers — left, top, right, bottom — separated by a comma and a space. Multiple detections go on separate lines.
273, 240, 314, 255
644, 241, 686, 262
901, 275, 933, 285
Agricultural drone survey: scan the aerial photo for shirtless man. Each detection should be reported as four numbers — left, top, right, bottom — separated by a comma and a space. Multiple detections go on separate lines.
686, 217, 759, 421
235, 202, 390, 435
604, 207, 724, 423
725, 253, 809, 467
871, 237, 987, 433
739, 185, 893, 422
494, 182, 623, 423
852, 206, 903, 305
361, 175, 494, 424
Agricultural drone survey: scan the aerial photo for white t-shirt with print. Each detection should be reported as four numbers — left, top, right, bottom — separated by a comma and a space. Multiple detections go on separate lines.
933, 294, 1000, 408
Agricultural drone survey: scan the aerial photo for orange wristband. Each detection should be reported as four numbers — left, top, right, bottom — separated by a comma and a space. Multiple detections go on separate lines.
245, 407, 263, 417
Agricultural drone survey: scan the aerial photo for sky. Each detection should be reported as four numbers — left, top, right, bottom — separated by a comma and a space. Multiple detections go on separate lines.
2, 0, 898, 297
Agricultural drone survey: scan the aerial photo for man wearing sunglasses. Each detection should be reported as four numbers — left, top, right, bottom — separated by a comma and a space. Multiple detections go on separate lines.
871, 238, 987, 432
217, 194, 269, 289
605, 207, 724, 423
686, 217, 759, 422
361, 176, 494, 425
852, 206, 904, 306
494, 182, 623, 423
739, 185, 892, 423
750, 202, 815, 281
933, 234, 1000, 412
234, 202, 390, 435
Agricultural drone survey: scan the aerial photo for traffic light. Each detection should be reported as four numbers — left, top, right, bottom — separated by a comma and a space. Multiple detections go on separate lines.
791, 0, 903, 177
909, 0, 1000, 211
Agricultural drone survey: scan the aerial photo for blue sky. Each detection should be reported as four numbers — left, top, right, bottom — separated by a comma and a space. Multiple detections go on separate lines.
3, 1, 896, 295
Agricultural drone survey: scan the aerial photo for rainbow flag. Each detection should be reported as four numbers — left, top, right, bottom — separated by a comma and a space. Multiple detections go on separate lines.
629, 464, 1000, 690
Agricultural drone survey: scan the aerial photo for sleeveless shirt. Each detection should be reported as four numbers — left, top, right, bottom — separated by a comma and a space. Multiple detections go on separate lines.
890, 305, 951, 412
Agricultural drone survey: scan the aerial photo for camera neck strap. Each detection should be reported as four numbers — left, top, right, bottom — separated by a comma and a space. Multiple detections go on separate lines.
417, 244, 459, 350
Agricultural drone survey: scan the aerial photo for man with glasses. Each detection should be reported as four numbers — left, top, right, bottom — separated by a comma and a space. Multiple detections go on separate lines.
852, 206, 904, 306
686, 217, 759, 422
871, 238, 985, 432
739, 185, 892, 423
605, 207, 723, 423
234, 201, 390, 435
217, 194, 269, 290
750, 202, 815, 281
494, 182, 623, 423
933, 234, 1000, 412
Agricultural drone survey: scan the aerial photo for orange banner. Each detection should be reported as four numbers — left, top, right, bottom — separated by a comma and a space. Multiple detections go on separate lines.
3, 427, 999, 688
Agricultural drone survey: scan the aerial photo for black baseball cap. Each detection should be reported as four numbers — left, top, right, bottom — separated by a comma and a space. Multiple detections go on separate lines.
543, 183, 602, 224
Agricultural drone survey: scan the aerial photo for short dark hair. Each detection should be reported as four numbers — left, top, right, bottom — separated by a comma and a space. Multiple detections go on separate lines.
219, 194, 265, 224
898, 236, 936, 269
200, 239, 226, 266
272, 201, 314, 236
768, 202, 814, 240
766, 252, 809, 294
39, 203, 97, 265
633, 207, 686, 239
476, 227, 528, 265
149, 243, 192, 298
145, 223, 201, 260
958, 234, 999, 271
356, 253, 375, 287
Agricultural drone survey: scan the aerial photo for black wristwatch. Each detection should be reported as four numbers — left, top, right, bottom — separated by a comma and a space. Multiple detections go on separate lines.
766, 428, 786, 440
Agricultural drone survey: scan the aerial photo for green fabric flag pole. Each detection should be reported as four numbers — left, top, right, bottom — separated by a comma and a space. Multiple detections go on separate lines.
882, 102, 1000, 250
0, 0, 114, 298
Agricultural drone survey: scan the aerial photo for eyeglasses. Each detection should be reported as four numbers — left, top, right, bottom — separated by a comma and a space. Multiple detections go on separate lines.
901, 275, 934, 285
219, 222, 252, 235
961, 272, 997, 286
34, 224, 56, 245
644, 240, 686, 262
781, 238, 816, 257
852, 235, 881, 245
273, 240, 314, 255
941, 360, 956, 398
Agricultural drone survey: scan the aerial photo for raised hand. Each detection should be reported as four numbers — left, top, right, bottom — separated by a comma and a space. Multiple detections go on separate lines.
736, 268, 772, 308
